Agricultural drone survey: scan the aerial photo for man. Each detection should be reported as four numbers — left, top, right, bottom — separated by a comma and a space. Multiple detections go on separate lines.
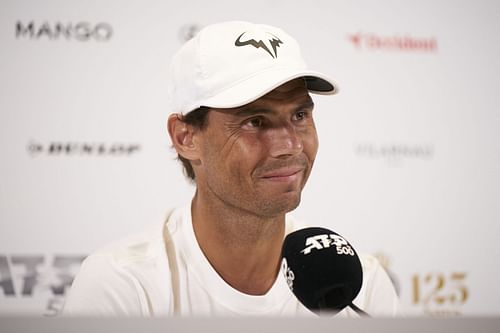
63, 21, 399, 316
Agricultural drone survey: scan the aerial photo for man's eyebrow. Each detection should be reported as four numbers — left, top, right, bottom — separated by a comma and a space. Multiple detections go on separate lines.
233, 107, 273, 117
232, 99, 315, 117
298, 99, 315, 110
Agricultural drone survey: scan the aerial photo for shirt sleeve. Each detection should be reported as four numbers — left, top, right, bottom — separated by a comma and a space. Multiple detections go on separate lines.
62, 254, 147, 316
357, 254, 401, 316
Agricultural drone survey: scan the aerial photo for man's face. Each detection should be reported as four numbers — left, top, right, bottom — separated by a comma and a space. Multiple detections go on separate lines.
193, 79, 318, 218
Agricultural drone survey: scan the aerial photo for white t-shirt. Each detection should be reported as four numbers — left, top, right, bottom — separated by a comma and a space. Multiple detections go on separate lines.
63, 204, 400, 317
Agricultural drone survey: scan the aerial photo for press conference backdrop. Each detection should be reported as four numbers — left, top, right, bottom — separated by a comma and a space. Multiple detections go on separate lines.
1, 0, 499, 317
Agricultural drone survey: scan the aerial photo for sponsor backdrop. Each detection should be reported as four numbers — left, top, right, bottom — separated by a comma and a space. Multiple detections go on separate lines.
1, 0, 499, 317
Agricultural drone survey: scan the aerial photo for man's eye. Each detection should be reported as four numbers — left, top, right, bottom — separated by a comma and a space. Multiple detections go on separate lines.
294, 111, 307, 121
246, 117, 263, 128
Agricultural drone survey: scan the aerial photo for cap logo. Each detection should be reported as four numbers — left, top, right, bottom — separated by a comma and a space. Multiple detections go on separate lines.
234, 31, 283, 58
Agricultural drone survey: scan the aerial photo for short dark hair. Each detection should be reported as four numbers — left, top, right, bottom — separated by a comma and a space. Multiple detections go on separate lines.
176, 106, 210, 180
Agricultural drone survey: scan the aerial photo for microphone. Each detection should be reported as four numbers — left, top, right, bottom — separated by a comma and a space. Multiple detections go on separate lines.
281, 227, 369, 316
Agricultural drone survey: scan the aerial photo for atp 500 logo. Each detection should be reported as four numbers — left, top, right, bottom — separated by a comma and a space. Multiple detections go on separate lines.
301, 234, 354, 256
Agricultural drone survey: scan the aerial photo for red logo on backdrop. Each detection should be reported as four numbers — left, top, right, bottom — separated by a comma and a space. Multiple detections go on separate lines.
348, 32, 437, 52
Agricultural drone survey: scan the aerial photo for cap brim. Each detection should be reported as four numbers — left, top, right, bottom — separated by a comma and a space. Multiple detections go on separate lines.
195, 68, 338, 110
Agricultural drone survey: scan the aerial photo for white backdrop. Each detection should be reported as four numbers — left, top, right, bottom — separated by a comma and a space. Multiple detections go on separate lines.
1, 0, 499, 316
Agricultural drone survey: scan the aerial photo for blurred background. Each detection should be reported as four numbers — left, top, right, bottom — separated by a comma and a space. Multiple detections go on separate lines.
1, 0, 499, 316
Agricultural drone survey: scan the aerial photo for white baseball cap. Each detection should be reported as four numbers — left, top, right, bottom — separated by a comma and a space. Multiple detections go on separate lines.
167, 21, 338, 114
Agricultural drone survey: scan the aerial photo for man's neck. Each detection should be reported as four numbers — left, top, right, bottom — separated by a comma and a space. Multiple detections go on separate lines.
191, 191, 286, 295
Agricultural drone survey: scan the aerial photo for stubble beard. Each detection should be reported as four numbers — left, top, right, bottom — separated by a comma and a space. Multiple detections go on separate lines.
200, 154, 313, 219
204, 170, 306, 220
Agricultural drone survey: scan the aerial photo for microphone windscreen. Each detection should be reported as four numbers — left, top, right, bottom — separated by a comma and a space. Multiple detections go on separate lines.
281, 227, 363, 314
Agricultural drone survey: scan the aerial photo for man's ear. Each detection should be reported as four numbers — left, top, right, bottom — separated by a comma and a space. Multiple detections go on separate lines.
167, 113, 200, 161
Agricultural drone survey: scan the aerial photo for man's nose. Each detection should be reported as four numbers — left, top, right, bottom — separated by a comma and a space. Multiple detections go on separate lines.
268, 124, 303, 158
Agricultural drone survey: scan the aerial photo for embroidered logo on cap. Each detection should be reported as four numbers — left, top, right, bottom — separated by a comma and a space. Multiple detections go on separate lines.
235, 32, 283, 58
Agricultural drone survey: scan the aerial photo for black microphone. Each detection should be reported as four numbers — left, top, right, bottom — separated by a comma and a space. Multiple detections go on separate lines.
281, 227, 369, 316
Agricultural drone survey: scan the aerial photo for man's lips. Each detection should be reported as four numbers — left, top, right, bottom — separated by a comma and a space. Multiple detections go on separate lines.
260, 167, 304, 181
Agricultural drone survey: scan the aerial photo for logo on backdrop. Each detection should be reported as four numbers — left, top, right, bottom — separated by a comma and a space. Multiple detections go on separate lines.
354, 143, 434, 164
0, 254, 85, 316
178, 23, 202, 43
16, 21, 113, 41
27, 141, 141, 157
348, 32, 437, 52
411, 271, 469, 316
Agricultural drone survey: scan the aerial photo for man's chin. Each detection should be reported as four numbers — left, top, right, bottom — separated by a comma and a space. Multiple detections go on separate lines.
257, 193, 301, 217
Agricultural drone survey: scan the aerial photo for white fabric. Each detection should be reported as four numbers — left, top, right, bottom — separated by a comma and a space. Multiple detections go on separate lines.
63, 204, 400, 317
167, 21, 337, 114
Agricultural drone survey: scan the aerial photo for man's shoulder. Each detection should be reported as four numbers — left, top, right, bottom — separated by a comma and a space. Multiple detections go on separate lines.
358, 253, 382, 272
63, 209, 180, 316
356, 253, 400, 316
92, 226, 163, 266
90, 206, 180, 266
75, 216, 169, 288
